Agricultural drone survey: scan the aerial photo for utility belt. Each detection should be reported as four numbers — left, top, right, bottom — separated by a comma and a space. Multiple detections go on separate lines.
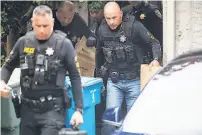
21, 95, 64, 113
109, 71, 139, 83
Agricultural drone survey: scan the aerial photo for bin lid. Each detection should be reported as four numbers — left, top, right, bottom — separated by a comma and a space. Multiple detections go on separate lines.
65, 76, 103, 88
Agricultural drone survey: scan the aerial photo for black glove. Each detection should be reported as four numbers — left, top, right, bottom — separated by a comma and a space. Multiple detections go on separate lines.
95, 68, 102, 78
86, 36, 97, 47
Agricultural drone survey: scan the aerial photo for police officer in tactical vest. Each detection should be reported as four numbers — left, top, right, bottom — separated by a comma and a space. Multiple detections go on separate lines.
96, 2, 161, 135
0, 5, 83, 135
122, 1, 163, 63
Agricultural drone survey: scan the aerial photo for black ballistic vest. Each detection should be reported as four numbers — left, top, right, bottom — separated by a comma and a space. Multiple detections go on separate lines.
99, 15, 141, 73
19, 30, 67, 93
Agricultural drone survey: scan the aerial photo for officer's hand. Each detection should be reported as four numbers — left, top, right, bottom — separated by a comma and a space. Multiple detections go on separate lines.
75, 38, 81, 49
0, 80, 11, 98
95, 68, 102, 78
70, 111, 83, 127
149, 59, 160, 67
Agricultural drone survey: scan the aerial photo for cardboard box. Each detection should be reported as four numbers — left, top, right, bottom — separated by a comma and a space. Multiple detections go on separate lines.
75, 36, 96, 77
140, 64, 161, 90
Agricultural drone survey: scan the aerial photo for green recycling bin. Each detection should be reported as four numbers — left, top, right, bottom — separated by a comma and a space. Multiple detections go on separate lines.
1, 68, 21, 135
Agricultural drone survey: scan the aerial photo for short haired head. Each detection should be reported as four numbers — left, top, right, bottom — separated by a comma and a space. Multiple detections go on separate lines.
88, 1, 106, 22
104, 2, 123, 30
88, 1, 106, 12
32, 5, 53, 18
31, 5, 54, 40
57, 1, 75, 26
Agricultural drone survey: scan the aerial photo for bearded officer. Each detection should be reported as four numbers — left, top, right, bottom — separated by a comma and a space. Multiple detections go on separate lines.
0, 5, 83, 135
96, 2, 162, 135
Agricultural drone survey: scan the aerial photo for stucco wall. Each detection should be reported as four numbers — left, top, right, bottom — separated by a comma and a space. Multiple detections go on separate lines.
163, 1, 202, 65
74, 1, 89, 25
176, 1, 202, 55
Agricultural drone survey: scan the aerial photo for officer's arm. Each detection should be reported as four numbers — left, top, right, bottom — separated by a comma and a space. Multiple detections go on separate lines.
121, 4, 134, 16
62, 39, 83, 110
154, 10, 162, 20
135, 21, 162, 61
76, 14, 92, 38
96, 27, 105, 70
153, 9, 163, 45
1, 38, 22, 83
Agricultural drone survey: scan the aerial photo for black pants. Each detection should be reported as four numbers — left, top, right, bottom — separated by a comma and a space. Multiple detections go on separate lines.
20, 103, 65, 135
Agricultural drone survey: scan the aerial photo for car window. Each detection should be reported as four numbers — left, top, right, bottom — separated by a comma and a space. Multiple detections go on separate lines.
119, 57, 202, 135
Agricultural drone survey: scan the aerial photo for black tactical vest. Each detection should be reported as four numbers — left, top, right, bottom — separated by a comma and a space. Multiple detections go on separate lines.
99, 15, 140, 73
19, 30, 67, 93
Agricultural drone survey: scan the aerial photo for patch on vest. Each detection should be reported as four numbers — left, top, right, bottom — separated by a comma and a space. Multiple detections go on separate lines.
23, 47, 35, 54
45, 47, 54, 56
3, 50, 13, 66
140, 13, 146, 20
147, 31, 155, 40
120, 35, 126, 42
74, 56, 80, 73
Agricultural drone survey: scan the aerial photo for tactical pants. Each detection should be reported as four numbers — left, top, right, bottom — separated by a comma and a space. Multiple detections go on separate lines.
20, 103, 65, 135
94, 68, 107, 135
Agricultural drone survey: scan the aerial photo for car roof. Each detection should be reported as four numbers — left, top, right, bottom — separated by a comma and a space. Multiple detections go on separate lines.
120, 50, 202, 135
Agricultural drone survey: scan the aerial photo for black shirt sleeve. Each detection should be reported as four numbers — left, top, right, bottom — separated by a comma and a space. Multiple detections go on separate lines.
1, 38, 22, 83
95, 27, 105, 69
152, 9, 163, 45
61, 38, 83, 109
133, 20, 162, 61
75, 13, 92, 38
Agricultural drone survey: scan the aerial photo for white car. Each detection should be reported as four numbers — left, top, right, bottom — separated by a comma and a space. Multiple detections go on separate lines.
103, 50, 202, 135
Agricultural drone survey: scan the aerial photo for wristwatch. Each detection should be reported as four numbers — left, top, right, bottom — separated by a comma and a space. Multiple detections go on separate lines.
76, 108, 83, 115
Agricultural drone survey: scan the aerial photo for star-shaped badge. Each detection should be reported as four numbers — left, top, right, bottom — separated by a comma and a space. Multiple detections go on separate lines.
120, 35, 126, 42
45, 47, 54, 56
140, 14, 145, 20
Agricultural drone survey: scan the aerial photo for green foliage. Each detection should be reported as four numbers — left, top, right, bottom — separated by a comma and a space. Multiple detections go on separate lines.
1, 26, 5, 38
1, 1, 34, 36
1, 1, 83, 37
1, 55, 6, 67
1, 1, 53, 37
88, 1, 106, 12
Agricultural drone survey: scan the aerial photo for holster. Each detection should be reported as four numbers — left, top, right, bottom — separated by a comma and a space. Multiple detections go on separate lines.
100, 66, 109, 86
12, 94, 21, 118
109, 71, 119, 83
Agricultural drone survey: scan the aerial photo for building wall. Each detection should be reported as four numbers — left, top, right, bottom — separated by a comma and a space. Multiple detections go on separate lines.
176, 1, 202, 55
163, 1, 202, 65
74, 1, 89, 25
